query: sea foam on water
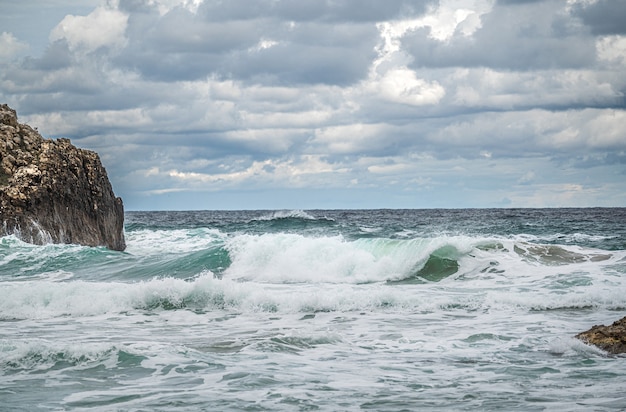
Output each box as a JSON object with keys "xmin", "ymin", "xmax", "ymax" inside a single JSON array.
[{"xmin": 1, "ymin": 209, "xmax": 626, "ymax": 410}]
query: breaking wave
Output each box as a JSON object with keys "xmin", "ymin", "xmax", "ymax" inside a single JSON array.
[{"xmin": 3, "ymin": 219, "xmax": 625, "ymax": 320}]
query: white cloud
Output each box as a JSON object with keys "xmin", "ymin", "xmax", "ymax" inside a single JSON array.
[
  {"xmin": 446, "ymin": 67, "xmax": 621, "ymax": 110},
  {"xmin": 418, "ymin": 0, "xmax": 493, "ymax": 42},
  {"xmin": 239, "ymin": 110, "xmax": 331, "ymax": 129},
  {"xmin": 584, "ymin": 110, "xmax": 626, "ymax": 148},
  {"xmin": 50, "ymin": 6, "xmax": 128, "ymax": 52},
  {"xmin": 363, "ymin": 13, "xmax": 454, "ymax": 107},
  {"xmin": 376, "ymin": 68, "xmax": 445, "ymax": 106},
  {"xmin": 249, "ymin": 39, "xmax": 279, "ymax": 52},
  {"xmin": 422, "ymin": 108, "xmax": 626, "ymax": 158},
  {"xmin": 163, "ymin": 155, "xmax": 348, "ymax": 189},
  {"xmin": 312, "ymin": 123, "xmax": 390, "ymax": 154},
  {"xmin": 597, "ymin": 35, "xmax": 626, "ymax": 65},
  {"xmin": 375, "ymin": 0, "xmax": 492, "ymax": 48},
  {"xmin": 535, "ymin": 109, "xmax": 626, "ymax": 150},
  {"xmin": 0, "ymin": 32, "xmax": 29, "ymax": 62},
  {"xmin": 148, "ymin": 0, "xmax": 204, "ymax": 15},
  {"xmin": 367, "ymin": 162, "xmax": 412, "ymax": 174},
  {"xmin": 24, "ymin": 108, "xmax": 151, "ymax": 136},
  {"xmin": 209, "ymin": 80, "xmax": 242, "ymax": 101}
]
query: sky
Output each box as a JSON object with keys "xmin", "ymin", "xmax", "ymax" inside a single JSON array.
[{"xmin": 1, "ymin": 0, "xmax": 625, "ymax": 210}]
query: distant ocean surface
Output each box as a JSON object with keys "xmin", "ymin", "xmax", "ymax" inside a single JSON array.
[{"xmin": 2, "ymin": 208, "xmax": 626, "ymax": 411}]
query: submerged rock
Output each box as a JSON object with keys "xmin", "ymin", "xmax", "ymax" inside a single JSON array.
[
  {"xmin": 576, "ymin": 316, "xmax": 626, "ymax": 355},
  {"xmin": 0, "ymin": 104, "xmax": 125, "ymax": 251}
]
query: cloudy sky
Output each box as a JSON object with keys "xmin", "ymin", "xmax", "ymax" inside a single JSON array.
[{"xmin": 1, "ymin": 0, "xmax": 625, "ymax": 210}]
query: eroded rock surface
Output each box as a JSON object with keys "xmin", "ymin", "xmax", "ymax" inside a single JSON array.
[
  {"xmin": 576, "ymin": 316, "xmax": 626, "ymax": 355},
  {"xmin": 0, "ymin": 104, "xmax": 125, "ymax": 251}
]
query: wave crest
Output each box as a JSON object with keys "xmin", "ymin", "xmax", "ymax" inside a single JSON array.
[
  {"xmin": 253, "ymin": 210, "xmax": 319, "ymax": 222},
  {"xmin": 223, "ymin": 234, "xmax": 477, "ymax": 284}
]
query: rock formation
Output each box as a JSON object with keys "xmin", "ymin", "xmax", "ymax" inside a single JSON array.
[
  {"xmin": 0, "ymin": 104, "xmax": 125, "ymax": 251},
  {"xmin": 576, "ymin": 316, "xmax": 626, "ymax": 355}
]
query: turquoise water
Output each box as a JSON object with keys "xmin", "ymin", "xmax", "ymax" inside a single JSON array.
[{"xmin": 1, "ymin": 208, "xmax": 626, "ymax": 411}]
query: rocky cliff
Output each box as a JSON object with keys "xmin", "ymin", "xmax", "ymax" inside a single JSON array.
[{"xmin": 0, "ymin": 104, "xmax": 125, "ymax": 251}]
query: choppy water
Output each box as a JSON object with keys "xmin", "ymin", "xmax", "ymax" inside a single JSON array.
[{"xmin": 1, "ymin": 208, "xmax": 626, "ymax": 411}]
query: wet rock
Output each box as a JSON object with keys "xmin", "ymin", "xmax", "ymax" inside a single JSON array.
[
  {"xmin": 576, "ymin": 316, "xmax": 626, "ymax": 355},
  {"xmin": 0, "ymin": 104, "xmax": 125, "ymax": 251}
]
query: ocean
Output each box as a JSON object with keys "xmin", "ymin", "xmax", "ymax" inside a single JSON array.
[{"xmin": 1, "ymin": 208, "xmax": 625, "ymax": 411}]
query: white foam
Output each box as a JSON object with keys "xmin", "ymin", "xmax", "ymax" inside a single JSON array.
[
  {"xmin": 124, "ymin": 227, "xmax": 225, "ymax": 256},
  {"xmin": 0, "ymin": 338, "xmax": 118, "ymax": 370},
  {"xmin": 252, "ymin": 209, "xmax": 319, "ymax": 221},
  {"xmin": 548, "ymin": 336, "xmax": 607, "ymax": 356},
  {"xmin": 34, "ymin": 270, "xmax": 75, "ymax": 281},
  {"xmin": 223, "ymin": 233, "xmax": 480, "ymax": 284},
  {"xmin": 0, "ymin": 239, "xmax": 86, "ymax": 277},
  {"xmin": 511, "ymin": 232, "xmax": 618, "ymax": 244},
  {"xmin": 2, "ymin": 264, "xmax": 625, "ymax": 320}
]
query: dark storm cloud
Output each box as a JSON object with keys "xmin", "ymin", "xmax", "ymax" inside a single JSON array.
[
  {"xmin": 22, "ymin": 40, "xmax": 74, "ymax": 71},
  {"xmin": 117, "ymin": 0, "xmax": 158, "ymax": 14},
  {"xmin": 116, "ymin": 2, "xmax": 380, "ymax": 84},
  {"xmin": 572, "ymin": 0, "xmax": 626, "ymax": 35},
  {"xmin": 496, "ymin": 0, "xmax": 545, "ymax": 4},
  {"xmin": 229, "ymin": 43, "xmax": 374, "ymax": 85},
  {"xmin": 141, "ymin": 8, "xmax": 264, "ymax": 54},
  {"xmin": 404, "ymin": 1, "xmax": 596, "ymax": 71},
  {"xmin": 566, "ymin": 152, "xmax": 626, "ymax": 170},
  {"xmin": 114, "ymin": 6, "xmax": 262, "ymax": 81},
  {"xmin": 227, "ymin": 21, "xmax": 378, "ymax": 85},
  {"xmin": 195, "ymin": 0, "xmax": 432, "ymax": 23}
]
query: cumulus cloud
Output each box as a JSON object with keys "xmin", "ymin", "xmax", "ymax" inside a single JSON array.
[
  {"xmin": 375, "ymin": 68, "xmax": 445, "ymax": 106},
  {"xmin": 0, "ymin": 32, "xmax": 29, "ymax": 62},
  {"xmin": 50, "ymin": 6, "xmax": 128, "ymax": 52},
  {"xmin": 403, "ymin": 1, "xmax": 596, "ymax": 71}
]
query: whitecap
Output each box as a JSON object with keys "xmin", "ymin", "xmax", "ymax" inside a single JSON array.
[{"xmin": 252, "ymin": 209, "xmax": 319, "ymax": 221}]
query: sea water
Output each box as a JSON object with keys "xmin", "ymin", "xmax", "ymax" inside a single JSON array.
[{"xmin": 1, "ymin": 208, "xmax": 625, "ymax": 411}]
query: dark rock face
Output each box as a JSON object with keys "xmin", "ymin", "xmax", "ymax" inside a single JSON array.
[
  {"xmin": 576, "ymin": 316, "xmax": 626, "ymax": 355},
  {"xmin": 0, "ymin": 104, "xmax": 125, "ymax": 251}
]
